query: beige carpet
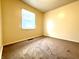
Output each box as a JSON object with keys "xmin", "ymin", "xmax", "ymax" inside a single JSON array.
[{"xmin": 2, "ymin": 36, "xmax": 79, "ymax": 59}]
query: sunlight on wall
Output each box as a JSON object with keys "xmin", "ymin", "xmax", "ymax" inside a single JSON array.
[
  {"xmin": 57, "ymin": 12, "xmax": 65, "ymax": 19},
  {"xmin": 44, "ymin": 1, "xmax": 79, "ymax": 42},
  {"xmin": 46, "ymin": 20, "xmax": 55, "ymax": 36},
  {"xmin": 45, "ymin": 12, "xmax": 65, "ymax": 36}
]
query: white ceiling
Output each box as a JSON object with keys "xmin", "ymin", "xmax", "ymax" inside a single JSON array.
[{"xmin": 22, "ymin": 0, "xmax": 78, "ymax": 12}]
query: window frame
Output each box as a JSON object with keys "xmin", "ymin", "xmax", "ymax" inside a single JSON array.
[{"xmin": 21, "ymin": 9, "xmax": 36, "ymax": 30}]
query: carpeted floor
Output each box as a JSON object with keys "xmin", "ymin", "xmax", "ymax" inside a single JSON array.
[{"xmin": 2, "ymin": 36, "xmax": 79, "ymax": 59}]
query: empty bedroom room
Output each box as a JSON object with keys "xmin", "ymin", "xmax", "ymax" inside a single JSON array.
[{"xmin": 0, "ymin": 0, "xmax": 79, "ymax": 59}]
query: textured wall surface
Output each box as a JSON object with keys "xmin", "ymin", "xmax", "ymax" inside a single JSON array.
[
  {"xmin": 44, "ymin": 1, "xmax": 79, "ymax": 42},
  {"xmin": 2, "ymin": 0, "xmax": 44, "ymax": 45}
]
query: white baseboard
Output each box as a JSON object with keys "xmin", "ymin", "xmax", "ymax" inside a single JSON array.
[
  {"xmin": 0, "ymin": 46, "xmax": 3, "ymax": 59},
  {"xmin": 3, "ymin": 35, "xmax": 43, "ymax": 46},
  {"xmin": 44, "ymin": 35, "xmax": 79, "ymax": 43}
]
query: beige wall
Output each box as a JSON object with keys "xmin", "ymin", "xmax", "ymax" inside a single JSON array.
[
  {"xmin": 44, "ymin": 1, "xmax": 79, "ymax": 42},
  {"xmin": 0, "ymin": 0, "xmax": 3, "ymax": 59},
  {"xmin": 2, "ymin": 0, "xmax": 44, "ymax": 46},
  {"xmin": 0, "ymin": 0, "xmax": 2, "ymax": 46}
]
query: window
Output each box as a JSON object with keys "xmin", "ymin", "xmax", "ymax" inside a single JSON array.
[{"xmin": 22, "ymin": 9, "xmax": 36, "ymax": 29}]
